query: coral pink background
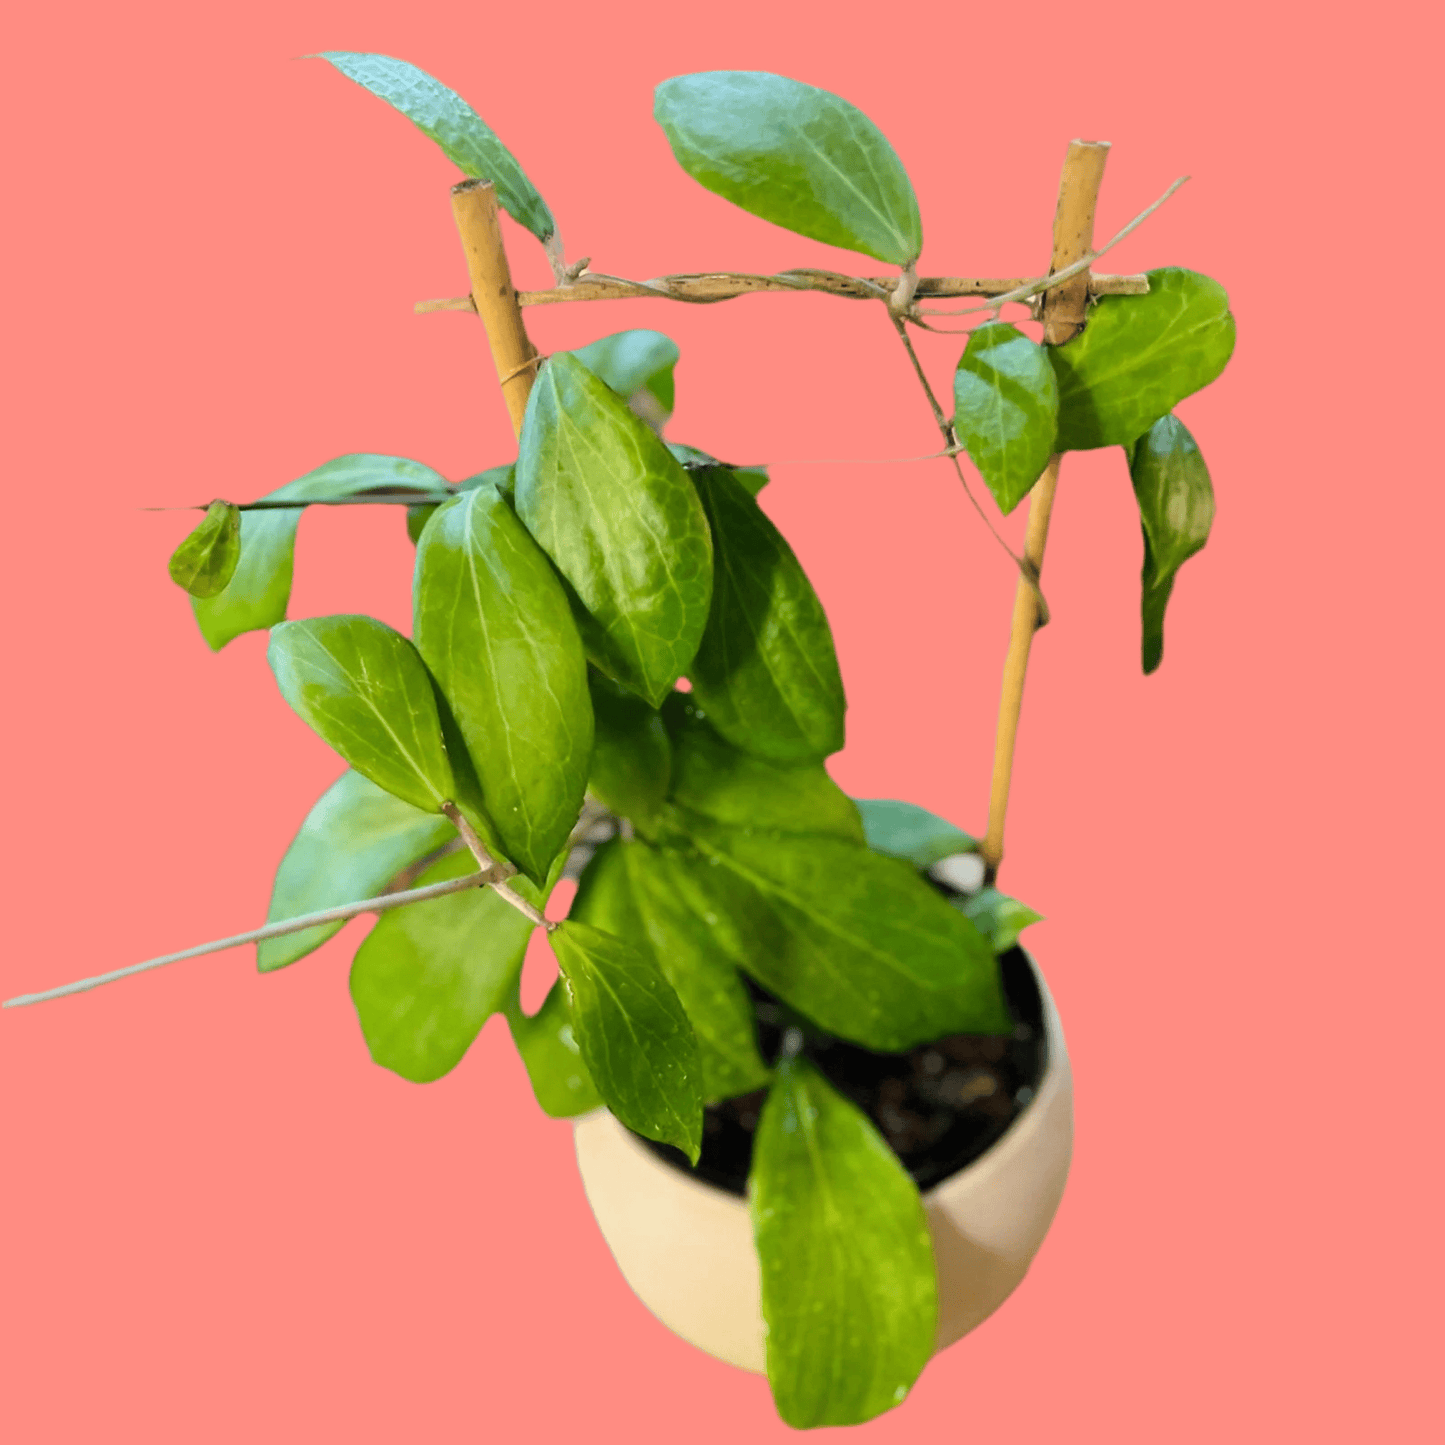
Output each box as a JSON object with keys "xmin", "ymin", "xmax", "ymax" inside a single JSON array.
[{"xmin": 3, "ymin": 3, "xmax": 1437, "ymax": 1440}]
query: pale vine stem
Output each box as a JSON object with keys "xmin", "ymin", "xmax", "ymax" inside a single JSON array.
[{"xmin": 440, "ymin": 801, "xmax": 553, "ymax": 931}]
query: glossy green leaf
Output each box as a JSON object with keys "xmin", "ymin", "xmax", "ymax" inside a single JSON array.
[
  {"xmin": 1052, "ymin": 268, "xmax": 1236, "ymax": 451},
  {"xmin": 855, "ymin": 798, "xmax": 978, "ymax": 869},
  {"xmin": 505, "ymin": 978, "xmax": 602, "ymax": 1117},
  {"xmin": 654, "ymin": 72, "xmax": 922, "ymax": 266},
  {"xmin": 258, "ymin": 769, "xmax": 455, "ymax": 972},
  {"xmin": 551, "ymin": 918, "xmax": 704, "ymax": 1162},
  {"xmin": 664, "ymin": 698, "xmax": 863, "ymax": 843},
  {"xmin": 515, "ymin": 353, "xmax": 712, "ymax": 706},
  {"xmin": 268, "ymin": 615, "xmax": 455, "ymax": 815},
  {"xmin": 953, "ymin": 323, "xmax": 1059, "ymax": 514},
  {"xmin": 668, "ymin": 442, "xmax": 769, "ymax": 495},
  {"xmin": 169, "ymin": 500, "xmax": 241, "ymax": 598},
  {"xmin": 194, "ymin": 454, "xmax": 447, "ymax": 649},
  {"xmin": 1130, "ymin": 413, "xmax": 1216, "ymax": 674},
  {"xmin": 572, "ymin": 838, "xmax": 769, "ymax": 1102},
  {"xmin": 349, "ymin": 848, "xmax": 536, "ymax": 1082},
  {"xmin": 414, "ymin": 485, "xmax": 593, "ymax": 883},
  {"xmin": 957, "ymin": 886, "xmax": 1043, "ymax": 955},
  {"xmin": 673, "ymin": 818, "xmax": 1009, "ymax": 1050},
  {"xmin": 688, "ymin": 466, "xmax": 846, "ymax": 762},
  {"xmin": 574, "ymin": 329, "xmax": 680, "ymax": 426},
  {"xmin": 317, "ymin": 52, "xmax": 555, "ymax": 242},
  {"xmin": 753, "ymin": 1055, "xmax": 936, "ymax": 1428},
  {"xmin": 587, "ymin": 672, "xmax": 671, "ymax": 830}
]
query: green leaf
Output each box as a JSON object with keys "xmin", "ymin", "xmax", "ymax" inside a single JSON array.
[
  {"xmin": 855, "ymin": 798, "xmax": 978, "ymax": 869},
  {"xmin": 1130, "ymin": 414, "xmax": 1215, "ymax": 674},
  {"xmin": 413, "ymin": 485, "xmax": 593, "ymax": 884},
  {"xmin": 571, "ymin": 838, "xmax": 769, "ymax": 1102},
  {"xmin": 668, "ymin": 442, "xmax": 769, "ymax": 495},
  {"xmin": 515, "ymin": 353, "xmax": 713, "ymax": 706},
  {"xmin": 654, "ymin": 72, "xmax": 922, "ymax": 266},
  {"xmin": 687, "ymin": 466, "xmax": 846, "ymax": 762},
  {"xmin": 505, "ymin": 978, "xmax": 602, "ymax": 1117},
  {"xmin": 267, "ymin": 614, "xmax": 456, "ymax": 815},
  {"xmin": 316, "ymin": 52, "xmax": 555, "ymax": 243},
  {"xmin": 551, "ymin": 918, "xmax": 704, "ymax": 1162},
  {"xmin": 349, "ymin": 849, "xmax": 536, "ymax": 1082},
  {"xmin": 664, "ymin": 698, "xmax": 863, "ymax": 843},
  {"xmin": 406, "ymin": 503, "xmax": 440, "ymax": 545},
  {"xmin": 169, "ymin": 500, "xmax": 241, "ymax": 598},
  {"xmin": 587, "ymin": 672, "xmax": 672, "ymax": 830},
  {"xmin": 752, "ymin": 1056, "xmax": 936, "ymax": 1428},
  {"xmin": 459, "ymin": 462, "xmax": 516, "ymax": 500},
  {"xmin": 258, "ymin": 769, "xmax": 455, "ymax": 972},
  {"xmin": 573, "ymin": 329, "xmax": 680, "ymax": 426},
  {"xmin": 957, "ymin": 886, "xmax": 1043, "ymax": 954},
  {"xmin": 953, "ymin": 323, "xmax": 1059, "ymax": 514},
  {"xmin": 1052, "ymin": 268, "xmax": 1236, "ymax": 451},
  {"xmin": 193, "ymin": 454, "xmax": 447, "ymax": 650},
  {"xmin": 672, "ymin": 818, "xmax": 1009, "ymax": 1050}
]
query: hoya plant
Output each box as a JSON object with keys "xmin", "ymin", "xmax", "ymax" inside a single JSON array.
[{"xmin": 7, "ymin": 56, "xmax": 1234, "ymax": 1430}]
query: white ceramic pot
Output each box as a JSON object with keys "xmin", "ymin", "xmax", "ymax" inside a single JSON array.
[{"xmin": 573, "ymin": 953, "xmax": 1073, "ymax": 1373}]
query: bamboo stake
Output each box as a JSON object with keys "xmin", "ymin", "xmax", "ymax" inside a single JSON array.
[
  {"xmin": 450, "ymin": 178, "xmax": 539, "ymax": 439},
  {"xmin": 981, "ymin": 140, "xmax": 1111, "ymax": 881}
]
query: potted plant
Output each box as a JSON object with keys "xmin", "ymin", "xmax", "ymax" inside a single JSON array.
[{"xmin": 5, "ymin": 55, "xmax": 1234, "ymax": 1430}]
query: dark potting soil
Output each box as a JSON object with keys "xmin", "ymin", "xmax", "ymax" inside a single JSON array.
[{"xmin": 636, "ymin": 945, "xmax": 1047, "ymax": 1197}]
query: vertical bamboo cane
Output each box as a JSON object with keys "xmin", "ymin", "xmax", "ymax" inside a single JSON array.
[
  {"xmin": 980, "ymin": 140, "xmax": 1111, "ymax": 881},
  {"xmin": 450, "ymin": 178, "xmax": 538, "ymax": 440}
]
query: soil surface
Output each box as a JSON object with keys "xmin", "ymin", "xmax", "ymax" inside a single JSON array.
[{"xmin": 638, "ymin": 945, "xmax": 1047, "ymax": 1196}]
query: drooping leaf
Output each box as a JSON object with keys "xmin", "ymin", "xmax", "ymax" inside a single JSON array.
[
  {"xmin": 654, "ymin": 72, "xmax": 922, "ymax": 266},
  {"xmin": 267, "ymin": 614, "xmax": 456, "ymax": 815},
  {"xmin": 668, "ymin": 442, "xmax": 769, "ymax": 495},
  {"xmin": 571, "ymin": 838, "xmax": 769, "ymax": 1102},
  {"xmin": 752, "ymin": 1056, "xmax": 936, "ymax": 1429},
  {"xmin": 550, "ymin": 919, "xmax": 704, "ymax": 1162},
  {"xmin": 349, "ymin": 849, "xmax": 537, "ymax": 1082},
  {"xmin": 316, "ymin": 52, "xmax": 555, "ymax": 242},
  {"xmin": 505, "ymin": 977, "xmax": 602, "ymax": 1117},
  {"xmin": 573, "ymin": 329, "xmax": 680, "ymax": 427},
  {"xmin": 587, "ymin": 672, "xmax": 672, "ymax": 830},
  {"xmin": 258, "ymin": 769, "xmax": 456, "ymax": 972},
  {"xmin": 194, "ymin": 454, "xmax": 448, "ymax": 649},
  {"xmin": 413, "ymin": 485, "xmax": 593, "ymax": 883},
  {"xmin": 169, "ymin": 500, "xmax": 242, "ymax": 598},
  {"xmin": 1130, "ymin": 413, "xmax": 1216, "ymax": 674},
  {"xmin": 687, "ymin": 466, "xmax": 846, "ymax": 762},
  {"xmin": 514, "ymin": 353, "xmax": 712, "ymax": 706},
  {"xmin": 1051, "ymin": 268, "xmax": 1236, "ymax": 451},
  {"xmin": 953, "ymin": 323, "xmax": 1059, "ymax": 514},
  {"xmin": 957, "ymin": 886, "xmax": 1043, "ymax": 955},
  {"xmin": 664, "ymin": 697, "xmax": 863, "ymax": 843},
  {"xmin": 672, "ymin": 817, "xmax": 1010, "ymax": 1050},
  {"xmin": 854, "ymin": 798, "xmax": 978, "ymax": 869}
]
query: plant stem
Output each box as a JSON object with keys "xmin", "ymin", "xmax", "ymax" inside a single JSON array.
[
  {"xmin": 439, "ymin": 802, "xmax": 553, "ymax": 931},
  {"xmin": 451, "ymin": 179, "xmax": 541, "ymax": 439},
  {"xmin": 981, "ymin": 139, "xmax": 1111, "ymax": 882}
]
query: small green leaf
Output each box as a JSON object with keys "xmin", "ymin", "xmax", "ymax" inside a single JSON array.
[
  {"xmin": 267, "ymin": 615, "xmax": 456, "ymax": 815},
  {"xmin": 664, "ymin": 698, "xmax": 863, "ymax": 843},
  {"xmin": 668, "ymin": 442, "xmax": 769, "ymax": 495},
  {"xmin": 350, "ymin": 849, "xmax": 536, "ymax": 1082},
  {"xmin": 752, "ymin": 1056, "xmax": 937, "ymax": 1428},
  {"xmin": 953, "ymin": 323, "xmax": 1059, "ymax": 514},
  {"xmin": 1130, "ymin": 413, "xmax": 1215, "ymax": 674},
  {"xmin": 414, "ymin": 486, "xmax": 593, "ymax": 884},
  {"xmin": 259, "ymin": 770, "xmax": 455, "ymax": 972},
  {"xmin": 458, "ymin": 462, "xmax": 516, "ymax": 500},
  {"xmin": 654, "ymin": 72, "xmax": 922, "ymax": 266},
  {"xmin": 688, "ymin": 466, "xmax": 847, "ymax": 762},
  {"xmin": 855, "ymin": 798, "xmax": 978, "ymax": 869},
  {"xmin": 587, "ymin": 672, "xmax": 672, "ymax": 830},
  {"xmin": 573, "ymin": 329, "xmax": 680, "ymax": 427},
  {"xmin": 551, "ymin": 919, "xmax": 704, "ymax": 1162},
  {"xmin": 505, "ymin": 978, "xmax": 602, "ymax": 1117},
  {"xmin": 515, "ymin": 353, "xmax": 712, "ymax": 706},
  {"xmin": 1052, "ymin": 268, "xmax": 1236, "ymax": 451},
  {"xmin": 958, "ymin": 887, "xmax": 1043, "ymax": 954},
  {"xmin": 169, "ymin": 500, "xmax": 241, "ymax": 598},
  {"xmin": 317, "ymin": 52, "xmax": 555, "ymax": 243},
  {"xmin": 194, "ymin": 454, "xmax": 447, "ymax": 650}
]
